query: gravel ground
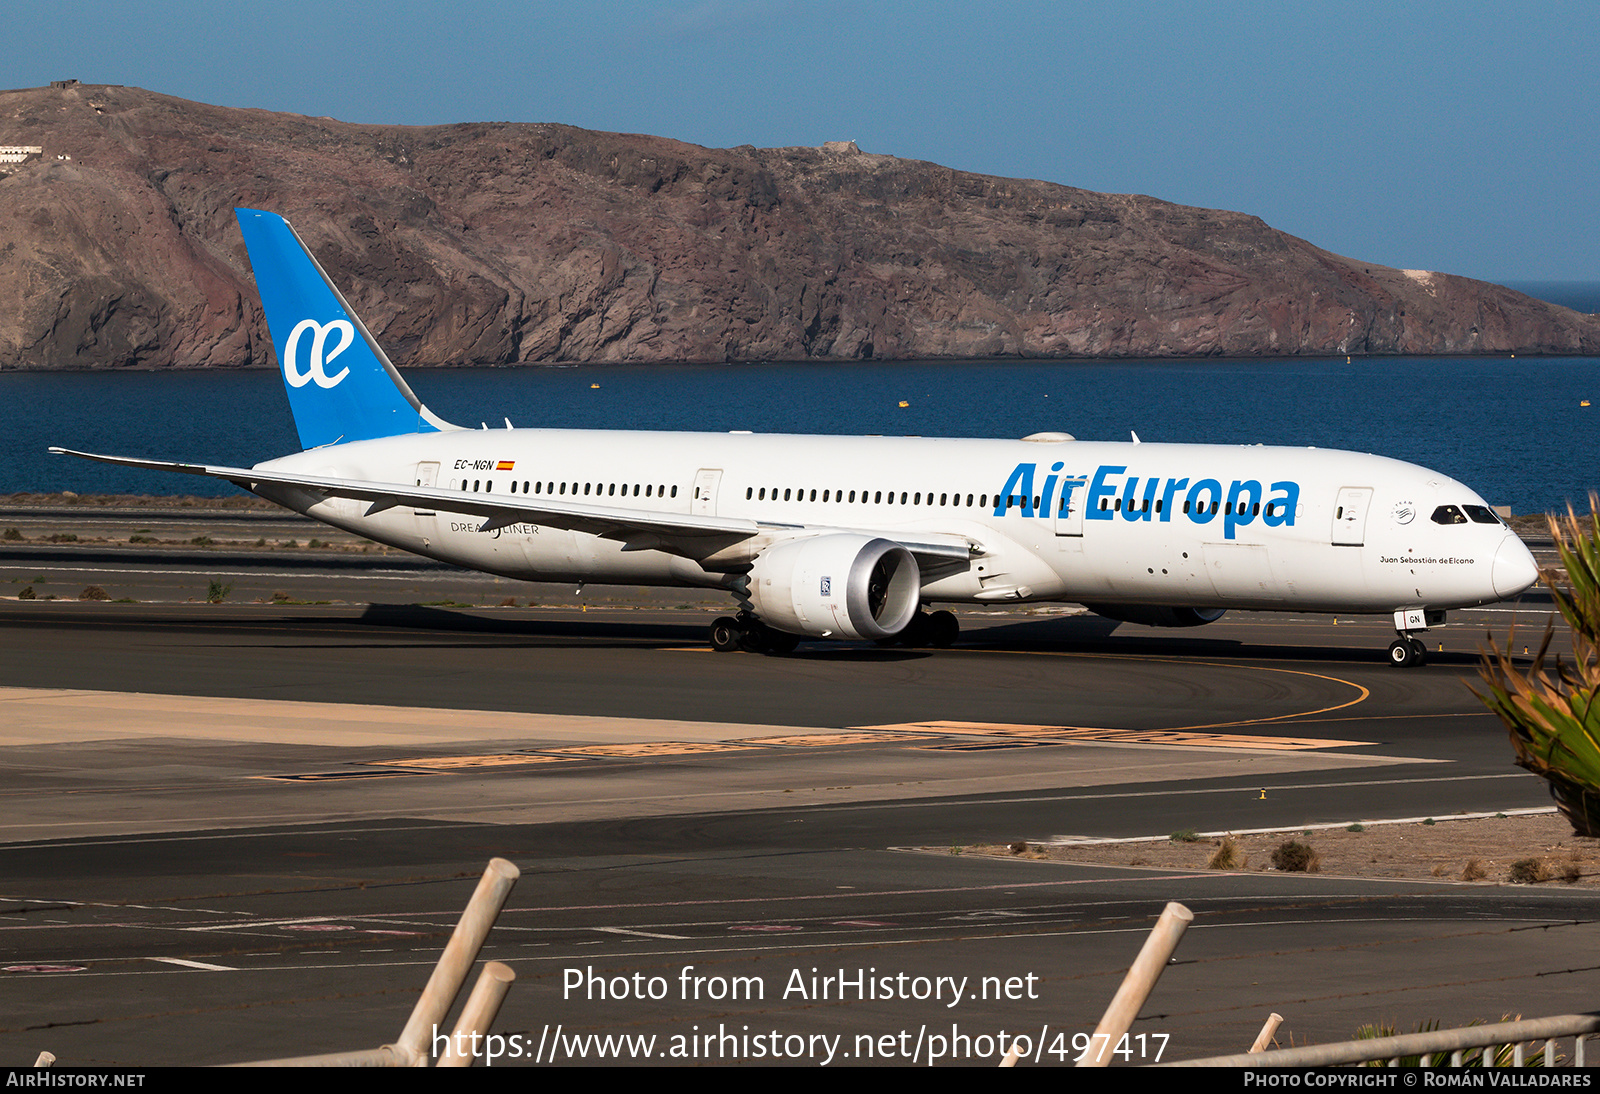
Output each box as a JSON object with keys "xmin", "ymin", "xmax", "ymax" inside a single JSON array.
[{"xmin": 965, "ymin": 810, "xmax": 1600, "ymax": 887}]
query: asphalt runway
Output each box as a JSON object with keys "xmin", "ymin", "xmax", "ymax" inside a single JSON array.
[{"xmin": 0, "ymin": 547, "xmax": 1591, "ymax": 1068}]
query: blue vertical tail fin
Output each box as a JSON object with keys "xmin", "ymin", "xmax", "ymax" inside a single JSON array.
[{"xmin": 234, "ymin": 208, "xmax": 456, "ymax": 450}]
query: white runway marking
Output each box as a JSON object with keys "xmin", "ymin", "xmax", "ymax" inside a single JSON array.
[
  {"xmin": 148, "ymin": 956, "xmax": 236, "ymax": 971},
  {"xmin": 593, "ymin": 926, "xmax": 693, "ymax": 940}
]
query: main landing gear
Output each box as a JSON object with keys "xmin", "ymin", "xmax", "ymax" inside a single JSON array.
[
  {"xmin": 707, "ymin": 609, "xmax": 960, "ymax": 653},
  {"xmin": 877, "ymin": 609, "xmax": 961, "ymax": 649},
  {"xmin": 709, "ymin": 612, "xmax": 799, "ymax": 655}
]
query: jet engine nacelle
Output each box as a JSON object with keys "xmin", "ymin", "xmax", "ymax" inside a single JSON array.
[
  {"xmin": 1083, "ymin": 604, "xmax": 1227, "ymax": 628},
  {"xmin": 746, "ymin": 534, "xmax": 921, "ymax": 640}
]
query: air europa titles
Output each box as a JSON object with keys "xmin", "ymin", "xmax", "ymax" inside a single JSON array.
[{"xmin": 995, "ymin": 462, "xmax": 1301, "ymax": 541}]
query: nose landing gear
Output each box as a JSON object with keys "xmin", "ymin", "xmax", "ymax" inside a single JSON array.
[
  {"xmin": 1388, "ymin": 636, "xmax": 1428, "ymax": 668},
  {"xmin": 1386, "ymin": 608, "xmax": 1445, "ymax": 668},
  {"xmin": 1388, "ymin": 608, "xmax": 1443, "ymax": 667}
]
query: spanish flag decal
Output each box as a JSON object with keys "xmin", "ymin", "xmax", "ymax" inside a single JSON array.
[{"xmin": 496, "ymin": 460, "xmax": 515, "ymax": 471}]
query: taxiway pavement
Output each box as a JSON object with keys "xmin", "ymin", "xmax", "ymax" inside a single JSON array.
[{"xmin": 0, "ymin": 553, "xmax": 1586, "ymax": 1067}]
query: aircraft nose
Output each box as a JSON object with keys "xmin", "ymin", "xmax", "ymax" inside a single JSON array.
[{"xmin": 1492, "ymin": 534, "xmax": 1540, "ymax": 599}]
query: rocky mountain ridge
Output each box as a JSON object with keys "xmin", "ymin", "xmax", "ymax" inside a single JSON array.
[{"xmin": 2, "ymin": 82, "xmax": 1596, "ymax": 370}]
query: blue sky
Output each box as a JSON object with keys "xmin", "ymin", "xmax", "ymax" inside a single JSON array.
[{"xmin": 12, "ymin": 1, "xmax": 1598, "ymax": 281}]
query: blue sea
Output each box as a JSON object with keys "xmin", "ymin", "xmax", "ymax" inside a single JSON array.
[
  {"xmin": 1505, "ymin": 282, "xmax": 1600, "ymax": 314},
  {"xmin": 2, "ymin": 354, "xmax": 1595, "ymax": 515}
]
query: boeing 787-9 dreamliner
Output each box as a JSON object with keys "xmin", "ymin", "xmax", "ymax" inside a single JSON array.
[{"xmin": 54, "ymin": 209, "xmax": 1540, "ymax": 666}]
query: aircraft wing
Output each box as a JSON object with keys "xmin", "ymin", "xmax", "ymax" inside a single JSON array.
[{"xmin": 50, "ymin": 448, "xmax": 977, "ymax": 569}]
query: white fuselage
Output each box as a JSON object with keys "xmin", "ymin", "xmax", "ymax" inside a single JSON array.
[{"xmin": 254, "ymin": 428, "xmax": 1535, "ymax": 617}]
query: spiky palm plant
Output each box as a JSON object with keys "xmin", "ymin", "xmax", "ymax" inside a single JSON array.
[
  {"xmin": 1474, "ymin": 499, "xmax": 1600, "ymax": 836},
  {"xmin": 1356, "ymin": 1017, "xmax": 1550, "ymax": 1067}
]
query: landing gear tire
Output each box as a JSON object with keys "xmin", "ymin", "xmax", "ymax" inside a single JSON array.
[
  {"xmin": 878, "ymin": 609, "xmax": 959, "ymax": 649},
  {"xmin": 1409, "ymin": 637, "xmax": 1428, "ymax": 666},
  {"xmin": 764, "ymin": 630, "xmax": 800, "ymax": 655},
  {"xmin": 737, "ymin": 616, "xmax": 770, "ymax": 653},
  {"xmin": 721, "ymin": 613, "xmax": 799, "ymax": 656},
  {"xmin": 897, "ymin": 612, "xmax": 933, "ymax": 648},
  {"xmin": 1389, "ymin": 638, "xmax": 1423, "ymax": 668},
  {"xmin": 927, "ymin": 610, "xmax": 959, "ymax": 648},
  {"xmin": 710, "ymin": 617, "xmax": 742, "ymax": 653}
]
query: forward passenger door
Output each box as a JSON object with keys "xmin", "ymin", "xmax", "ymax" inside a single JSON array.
[{"xmin": 1331, "ymin": 487, "xmax": 1373, "ymax": 546}]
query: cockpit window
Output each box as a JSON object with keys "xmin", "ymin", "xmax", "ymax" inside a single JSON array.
[
  {"xmin": 1430, "ymin": 504, "xmax": 1468, "ymax": 525},
  {"xmin": 1463, "ymin": 504, "xmax": 1502, "ymax": 525}
]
